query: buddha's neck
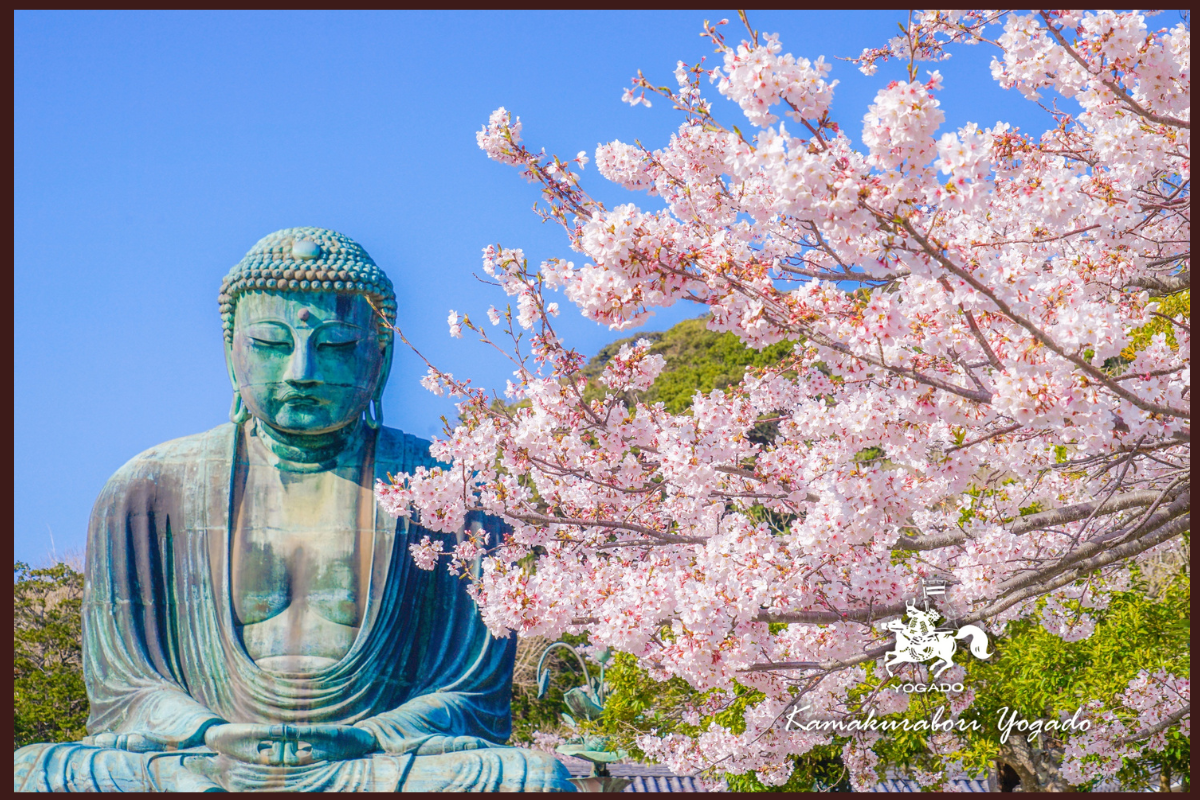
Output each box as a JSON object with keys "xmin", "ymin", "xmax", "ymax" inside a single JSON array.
[{"xmin": 254, "ymin": 418, "xmax": 363, "ymax": 469}]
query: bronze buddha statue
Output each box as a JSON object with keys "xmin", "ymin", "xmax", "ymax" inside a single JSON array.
[{"xmin": 13, "ymin": 227, "xmax": 575, "ymax": 792}]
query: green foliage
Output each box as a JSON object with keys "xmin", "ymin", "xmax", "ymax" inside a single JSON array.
[
  {"xmin": 593, "ymin": 650, "xmax": 703, "ymax": 752},
  {"xmin": 725, "ymin": 744, "xmax": 852, "ymax": 792},
  {"xmin": 1121, "ymin": 290, "xmax": 1189, "ymax": 360},
  {"xmin": 1029, "ymin": 588, "xmax": 1172, "ymax": 708},
  {"xmin": 854, "ymin": 445, "xmax": 886, "ymax": 464},
  {"xmin": 508, "ymin": 632, "xmax": 593, "ymax": 745},
  {"xmin": 962, "ymin": 568, "xmax": 1190, "ymax": 789},
  {"xmin": 972, "ymin": 573, "xmax": 1189, "ymax": 723},
  {"xmin": 14, "ymin": 562, "xmax": 90, "ymax": 749},
  {"xmin": 510, "ymin": 673, "xmax": 575, "ymax": 745}
]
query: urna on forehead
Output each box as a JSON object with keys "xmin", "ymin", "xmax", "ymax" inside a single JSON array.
[{"xmin": 219, "ymin": 227, "xmax": 397, "ymax": 345}]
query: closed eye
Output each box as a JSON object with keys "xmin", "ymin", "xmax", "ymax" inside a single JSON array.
[
  {"xmin": 250, "ymin": 337, "xmax": 291, "ymax": 349},
  {"xmin": 317, "ymin": 340, "xmax": 359, "ymax": 350}
]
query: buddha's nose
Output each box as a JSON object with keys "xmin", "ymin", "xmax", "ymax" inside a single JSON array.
[{"xmin": 285, "ymin": 339, "xmax": 321, "ymax": 386}]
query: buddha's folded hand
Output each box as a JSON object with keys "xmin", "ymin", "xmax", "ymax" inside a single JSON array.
[
  {"xmin": 204, "ymin": 723, "xmax": 379, "ymax": 766},
  {"xmin": 390, "ymin": 734, "xmax": 499, "ymax": 756},
  {"xmin": 81, "ymin": 722, "xmax": 218, "ymax": 753},
  {"xmin": 81, "ymin": 732, "xmax": 185, "ymax": 752}
]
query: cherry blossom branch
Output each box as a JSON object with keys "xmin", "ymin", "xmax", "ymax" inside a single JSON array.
[
  {"xmin": 943, "ymin": 423, "xmax": 1021, "ymax": 454},
  {"xmin": 901, "ymin": 220, "xmax": 1189, "ymax": 420},
  {"xmin": 1009, "ymin": 484, "xmax": 1188, "ymax": 535},
  {"xmin": 1038, "ymin": 12, "xmax": 1191, "ymax": 130},
  {"xmin": 504, "ymin": 511, "xmax": 707, "ymax": 545},
  {"xmin": 892, "ymin": 485, "xmax": 1185, "ymax": 552},
  {"xmin": 1116, "ymin": 704, "xmax": 1191, "ymax": 746},
  {"xmin": 739, "ymin": 642, "xmax": 894, "ymax": 675}
]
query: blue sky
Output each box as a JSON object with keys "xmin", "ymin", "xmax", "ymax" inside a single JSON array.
[{"xmin": 15, "ymin": 10, "xmax": 1051, "ymax": 564}]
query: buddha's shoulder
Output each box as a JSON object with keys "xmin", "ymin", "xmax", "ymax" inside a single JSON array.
[
  {"xmin": 106, "ymin": 423, "xmax": 239, "ymax": 484},
  {"xmin": 375, "ymin": 425, "xmax": 448, "ymax": 472}
]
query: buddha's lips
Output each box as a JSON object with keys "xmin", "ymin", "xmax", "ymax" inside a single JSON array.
[{"xmin": 281, "ymin": 393, "xmax": 322, "ymax": 406}]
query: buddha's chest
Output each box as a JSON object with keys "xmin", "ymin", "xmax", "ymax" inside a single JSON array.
[
  {"xmin": 231, "ymin": 530, "xmax": 361, "ymax": 625},
  {"xmin": 229, "ymin": 462, "xmax": 374, "ymax": 670}
]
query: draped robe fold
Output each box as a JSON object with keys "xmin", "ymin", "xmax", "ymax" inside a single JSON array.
[{"xmin": 13, "ymin": 423, "xmax": 574, "ymax": 792}]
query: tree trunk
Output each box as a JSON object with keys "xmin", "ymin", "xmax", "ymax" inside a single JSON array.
[{"xmin": 998, "ymin": 735, "xmax": 1071, "ymax": 792}]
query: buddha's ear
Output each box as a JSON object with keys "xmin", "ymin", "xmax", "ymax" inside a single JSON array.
[
  {"xmin": 374, "ymin": 339, "xmax": 394, "ymax": 403},
  {"xmin": 224, "ymin": 337, "xmax": 252, "ymax": 425},
  {"xmin": 224, "ymin": 338, "xmax": 239, "ymax": 392}
]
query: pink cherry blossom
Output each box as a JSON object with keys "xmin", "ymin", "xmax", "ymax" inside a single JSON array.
[{"xmin": 409, "ymin": 535, "xmax": 444, "ymax": 571}]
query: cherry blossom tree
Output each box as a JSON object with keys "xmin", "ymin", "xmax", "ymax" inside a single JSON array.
[{"xmin": 379, "ymin": 10, "xmax": 1189, "ymax": 788}]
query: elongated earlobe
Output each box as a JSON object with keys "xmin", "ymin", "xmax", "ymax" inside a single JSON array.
[
  {"xmin": 230, "ymin": 392, "xmax": 251, "ymax": 425},
  {"xmin": 365, "ymin": 397, "xmax": 383, "ymax": 430},
  {"xmin": 365, "ymin": 342, "xmax": 392, "ymax": 430}
]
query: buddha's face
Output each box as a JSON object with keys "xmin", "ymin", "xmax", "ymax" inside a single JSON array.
[{"xmin": 229, "ymin": 292, "xmax": 386, "ymax": 434}]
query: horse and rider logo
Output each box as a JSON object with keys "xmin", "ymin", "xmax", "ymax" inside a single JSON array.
[{"xmin": 883, "ymin": 600, "xmax": 992, "ymax": 678}]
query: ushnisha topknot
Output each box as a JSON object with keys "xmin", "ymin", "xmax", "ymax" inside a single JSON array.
[{"xmin": 219, "ymin": 227, "xmax": 397, "ymax": 346}]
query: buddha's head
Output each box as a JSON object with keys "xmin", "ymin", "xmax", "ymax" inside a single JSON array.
[{"xmin": 221, "ymin": 228, "xmax": 397, "ymax": 435}]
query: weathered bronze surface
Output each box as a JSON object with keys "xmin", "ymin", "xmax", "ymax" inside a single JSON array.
[{"xmin": 13, "ymin": 228, "xmax": 576, "ymax": 792}]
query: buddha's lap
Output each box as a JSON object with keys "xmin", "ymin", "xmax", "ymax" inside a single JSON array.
[
  {"xmin": 14, "ymin": 741, "xmax": 575, "ymax": 792},
  {"xmin": 402, "ymin": 747, "xmax": 573, "ymax": 793}
]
